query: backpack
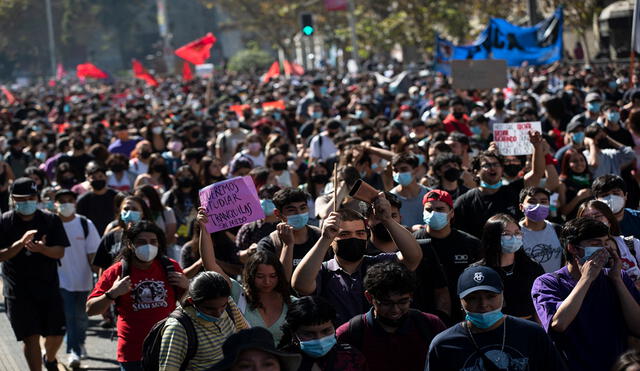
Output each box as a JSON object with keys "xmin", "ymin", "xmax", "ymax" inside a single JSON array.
[
  {"xmin": 78, "ymin": 214, "xmax": 89, "ymax": 239},
  {"xmin": 141, "ymin": 305, "xmax": 236, "ymax": 371},
  {"xmin": 345, "ymin": 309, "xmax": 433, "ymax": 351}
]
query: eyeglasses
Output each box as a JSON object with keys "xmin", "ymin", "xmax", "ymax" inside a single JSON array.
[{"xmin": 374, "ymin": 298, "xmax": 412, "ymax": 309}]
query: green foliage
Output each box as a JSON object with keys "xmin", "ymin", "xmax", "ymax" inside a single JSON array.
[{"xmin": 227, "ymin": 48, "xmax": 273, "ymax": 73}]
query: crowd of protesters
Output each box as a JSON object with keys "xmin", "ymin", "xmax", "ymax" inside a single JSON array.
[{"xmin": 1, "ymin": 61, "xmax": 640, "ymax": 371}]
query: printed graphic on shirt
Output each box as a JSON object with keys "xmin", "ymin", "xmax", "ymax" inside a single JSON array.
[
  {"xmin": 132, "ymin": 279, "xmax": 168, "ymax": 311},
  {"xmin": 454, "ymin": 254, "xmax": 469, "ymax": 264},
  {"xmin": 463, "ymin": 345, "xmax": 528, "ymax": 371},
  {"xmin": 525, "ymin": 243, "xmax": 562, "ymax": 264}
]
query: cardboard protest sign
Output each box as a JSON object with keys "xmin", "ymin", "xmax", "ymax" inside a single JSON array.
[
  {"xmin": 493, "ymin": 121, "xmax": 542, "ymax": 156},
  {"xmin": 195, "ymin": 63, "xmax": 214, "ymax": 79},
  {"xmin": 451, "ymin": 59, "xmax": 507, "ymax": 90},
  {"xmin": 199, "ymin": 176, "xmax": 264, "ymax": 233}
]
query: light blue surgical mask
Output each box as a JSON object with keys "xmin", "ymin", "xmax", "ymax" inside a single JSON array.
[
  {"xmin": 572, "ymin": 132, "xmax": 585, "ymax": 144},
  {"xmin": 195, "ymin": 308, "xmax": 220, "ymax": 323},
  {"xmin": 312, "ymin": 111, "xmax": 323, "ymax": 119},
  {"xmin": 273, "ymin": 112, "xmax": 282, "ymax": 120},
  {"xmin": 465, "ymin": 308, "xmax": 504, "ymax": 329},
  {"xmin": 43, "ymin": 200, "xmax": 55, "ymax": 212},
  {"xmin": 319, "ymin": 86, "xmax": 328, "ymax": 96},
  {"xmin": 298, "ymin": 334, "xmax": 336, "ymax": 358},
  {"xmin": 470, "ymin": 125, "xmax": 482, "ymax": 136},
  {"xmin": 607, "ymin": 111, "xmax": 620, "ymax": 123},
  {"xmin": 423, "ymin": 210, "xmax": 449, "ymax": 230},
  {"xmin": 260, "ymin": 199, "xmax": 276, "ymax": 217},
  {"xmin": 287, "ymin": 212, "xmax": 309, "ymax": 230},
  {"xmin": 393, "ymin": 172, "xmax": 414, "ymax": 186},
  {"xmin": 15, "ymin": 200, "xmax": 38, "ymax": 215},
  {"xmin": 253, "ymin": 108, "xmax": 263, "ymax": 116},
  {"xmin": 354, "ymin": 110, "xmax": 365, "ymax": 119},
  {"xmin": 587, "ymin": 102, "xmax": 601, "ymax": 112},
  {"xmin": 480, "ymin": 180, "xmax": 502, "ymax": 190},
  {"xmin": 415, "ymin": 154, "xmax": 426, "ymax": 166},
  {"xmin": 501, "ymin": 235, "xmax": 523, "ymax": 253},
  {"xmin": 121, "ymin": 210, "xmax": 141, "ymax": 224},
  {"xmin": 579, "ymin": 246, "xmax": 606, "ymax": 264}
]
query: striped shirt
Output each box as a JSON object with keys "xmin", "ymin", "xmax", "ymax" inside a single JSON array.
[{"xmin": 158, "ymin": 298, "xmax": 249, "ymax": 371}]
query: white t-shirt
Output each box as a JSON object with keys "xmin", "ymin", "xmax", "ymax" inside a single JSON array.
[
  {"xmin": 614, "ymin": 235, "xmax": 640, "ymax": 282},
  {"xmin": 155, "ymin": 207, "xmax": 177, "ymax": 231},
  {"xmin": 520, "ymin": 220, "xmax": 563, "ymax": 273},
  {"xmin": 309, "ymin": 133, "xmax": 337, "ymax": 160},
  {"xmin": 58, "ymin": 216, "xmax": 101, "ymax": 292},
  {"xmin": 232, "ymin": 150, "xmax": 265, "ymax": 167}
]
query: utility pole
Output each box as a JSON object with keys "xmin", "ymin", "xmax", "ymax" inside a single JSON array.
[
  {"xmin": 526, "ymin": 0, "xmax": 540, "ymax": 26},
  {"xmin": 44, "ymin": 0, "xmax": 56, "ymax": 77},
  {"xmin": 156, "ymin": 0, "xmax": 175, "ymax": 74},
  {"xmin": 347, "ymin": 0, "xmax": 359, "ymax": 71}
]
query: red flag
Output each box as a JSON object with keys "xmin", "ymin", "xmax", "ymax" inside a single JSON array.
[
  {"xmin": 324, "ymin": 0, "xmax": 348, "ymax": 11},
  {"xmin": 76, "ymin": 63, "xmax": 108, "ymax": 79},
  {"xmin": 262, "ymin": 61, "xmax": 280, "ymax": 83},
  {"xmin": 182, "ymin": 62, "xmax": 193, "ymax": 81},
  {"xmin": 283, "ymin": 60, "xmax": 305, "ymax": 76},
  {"xmin": 56, "ymin": 63, "xmax": 66, "ymax": 80},
  {"xmin": 175, "ymin": 33, "xmax": 217, "ymax": 65},
  {"xmin": 1, "ymin": 86, "xmax": 16, "ymax": 105},
  {"xmin": 132, "ymin": 59, "xmax": 159, "ymax": 87}
]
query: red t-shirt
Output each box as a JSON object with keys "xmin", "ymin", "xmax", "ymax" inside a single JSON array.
[
  {"xmin": 443, "ymin": 114, "xmax": 473, "ymax": 136},
  {"xmin": 88, "ymin": 258, "xmax": 183, "ymax": 362}
]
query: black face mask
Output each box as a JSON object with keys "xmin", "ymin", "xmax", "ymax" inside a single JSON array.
[
  {"xmin": 494, "ymin": 99, "xmax": 505, "ymax": 110},
  {"xmin": 335, "ymin": 238, "xmax": 367, "ymax": 262},
  {"xmin": 272, "ymin": 162, "xmax": 288, "ymax": 171},
  {"xmin": 372, "ymin": 223, "xmax": 393, "ymax": 242},
  {"xmin": 90, "ymin": 179, "xmax": 106, "ymax": 191},
  {"xmin": 443, "ymin": 168, "xmax": 462, "ymax": 182},
  {"xmin": 139, "ymin": 150, "xmax": 151, "ymax": 160},
  {"xmin": 452, "ymin": 112, "xmax": 464, "ymax": 120},
  {"xmin": 375, "ymin": 312, "xmax": 408, "ymax": 328},
  {"xmin": 152, "ymin": 164, "xmax": 167, "ymax": 173},
  {"xmin": 177, "ymin": 177, "xmax": 194, "ymax": 188},
  {"xmin": 503, "ymin": 164, "xmax": 521, "ymax": 178},
  {"xmin": 278, "ymin": 144, "xmax": 289, "ymax": 154},
  {"xmin": 111, "ymin": 164, "xmax": 127, "ymax": 173},
  {"xmin": 72, "ymin": 141, "xmax": 84, "ymax": 150},
  {"xmin": 191, "ymin": 131, "xmax": 201, "ymax": 139},
  {"xmin": 60, "ymin": 177, "xmax": 76, "ymax": 189},
  {"xmin": 310, "ymin": 174, "xmax": 329, "ymax": 184},
  {"xmin": 388, "ymin": 135, "xmax": 402, "ymax": 145}
]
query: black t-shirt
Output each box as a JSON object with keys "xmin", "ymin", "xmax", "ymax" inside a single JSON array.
[
  {"xmin": 453, "ymin": 179, "xmax": 524, "ymax": 238},
  {"xmin": 76, "ymin": 189, "xmax": 118, "ymax": 236},
  {"xmin": 93, "ymin": 229, "xmax": 123, "ymax": 269},
  {"xmin": 488, "ymin": 256, "xmax": 545, "ymax": 318},
  {"xmin": 604, "ymin": 127, "xmax": 635, "ymax": 148},
  {"xmin": 257, "ymin": 225, "xmax": 321, "ymax": 268},
  {"xmin": 0, "ymin": 210, "xmax": 70, "ymax": 298},
  {"xmin": 412, "ymin": 240, "xmax": 448, "ymax": 317},
  {"xmin": 426, "ymin": 316, "xmax": 566, "ymax": 371},
  {"xmin": 413, "ymin": 229, "xmax": 481, "ymax": 322}
]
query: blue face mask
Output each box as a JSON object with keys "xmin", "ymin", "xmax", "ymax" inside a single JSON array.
[
  {"xmin": 273, "ymin": 112, "xmax": 282, "ymax": 120},
  {"xmin": 260, "ymin": 199, "xmax": 276, "ymax": 217},
  {"xmin": 312, "ymin": 112, "xmax": 323, "ymax": 119},
  {"xmin": 470, "ymin": 125, "xmax": 482, "ymax": 136},
  {"xmin": 587, "ymin": 102, "xmax": 601, "ymax": 113},
  {"xmin": 501, "ymin": 235, "xmax": 523, "ymax": 253},
  {"xmin": 480, "ymin": 180, "xmax": 502, "ymax": 190},
  {"xmin": 609, "ymin": 81, "xmax": 618, "ymax": 89},
  {"xmin": 43, "ymin": 200, "xmax": 55, "ymax": 212},
  {"xmin": 579, "ymin": 246, "xmax": 606, "ymax": 264},
  {"xmin": 195, "ymin": 308, "xmax": 220, "ymax": 323},
  {"xmin": 15, "ymin": 200, "xmax": 38, "ymax": 215},
  {"xmin": 607, "ymin": 111, "xmax": 620, "ymax": 123},
  {"xmin": 465, "ymin": 308, "xmax": 504, "ymax": 329},
  {"xmin": 423, "ymin": 210, "xmax": 449, "ymax": 230},
  {"xmin": 415, "ymin": 154, "xmax": 426, "ymax": 166},
  {"xmin": 393, "ymin": 172, "xmax": 414, "ymax": 186},
  {"xmin": 319, "ymin": 87, "xmax": 328, "ymax": 96},
  {"xmin": 572, "ymin": 131, "xmax": 585, "ymax": 144},
  {"xmin": 121, "ymin": 210, "xmax": 141, "ymax": 224},
  {"xmin": 299, "ymin": 334, "xmax": 336, "ymax": 358},
  {"xmin": 287, "ymin": 212, "xmax": 309, "ymax": 230},
  {"xmin": 253, "ymin": 108, "xmax": 263, "ymax": 116},
  {"xmin": 354, "ymin": 110, "xmax": 365, "ymax": 119}
]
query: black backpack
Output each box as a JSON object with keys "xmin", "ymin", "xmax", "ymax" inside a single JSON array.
[
  {"xmin": 141, "ymin": 305, "xmax": 235, "ymax": 371},
  {"xmin": 345, "ymin": 309, "xmax": 433, "ymax": 350}
]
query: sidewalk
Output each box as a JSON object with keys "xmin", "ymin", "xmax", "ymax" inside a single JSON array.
[{"xmin": 0, "ymin": 281, "xmax": 118, "ymax": 370}]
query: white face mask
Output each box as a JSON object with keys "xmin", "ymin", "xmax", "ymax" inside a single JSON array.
[
  {"xmin": 57, "ymin": 203, "xmax": 76, "ymax": 217},
  {"xmin": 135, "ymin": 244, "xmax": 158, "ymax": 262},
  {"xmin": 151, "ymin": 126, "xmax": 163, "ymax": 135},
  {"xmin": 227, "ymin": 120, "xmax": 239, "ymax": 129},
  {"xmin": 598, "ymin": 194, "xmax": 625, "ymax": 214}
]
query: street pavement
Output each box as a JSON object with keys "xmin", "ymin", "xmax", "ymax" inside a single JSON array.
[{"xmin": 0, "ymin": 281, "xmax": 118, "ymax": 371}]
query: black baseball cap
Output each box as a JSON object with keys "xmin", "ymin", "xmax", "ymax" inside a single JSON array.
[
  {"xmin": 566, "ymin": 120, "xmax": 585, "ymax": 133},
  {"xmin": 55, "ymin": 189, "xmax": 77, "ymax": 201},
  {"xmin": 10, "ymin": 177, "xmax": 38, "ymax": 197},
  {"xmin": 457, "ymin": 266, "xmax": 503, "ymax": 299},
  {"xmin": 209, "ymin": 327, "xmax": 301, "ymax": 371}
]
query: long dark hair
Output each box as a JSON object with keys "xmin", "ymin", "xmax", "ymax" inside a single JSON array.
[
  {"xmin": 479, "ymin": 213, "xmax": 529, "ymax": 267},
  {"xmin": 134, "ymin": 185, "xmax": 164, "ymax": 221},
  {"xmin": 559, "ymin": 148, "xmax": 591, "ymax": 180},
  {"xmin": 147, "ymin": 153, "xmax": 173, "ymax": 190},
  {"xmin": 116, "ymin": 195, "xmax": 153, "ymax": 229},
  {"xmin": 241, "ymin": 249, "xmax": 291, "ymax": 311},
  {"xmin": 278, "ymin": 296, "xmax": 336, "ymax": 348},
  {"xmin": 171, "ymin": 165, "xmax": 200, "ymax": 210},
  {"xmin": 305, "ymin": 161, "xmax": 330, "ymax": 199},
  {"xmin": 115, "ymin": 220, "xmax": 167, "ymax": 264},
  {"xmin": 577, "ymin": 199, "xmax": 621, "ymax": 235}
]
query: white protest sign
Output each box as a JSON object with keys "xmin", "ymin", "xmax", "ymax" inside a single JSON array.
[
  {"xmin": 493, "ymin": 121, "xmax": 541, "ymax": 156},
  {"xmin": 196, "ymin": 63, "xmax": 214, "ymax": 79}
]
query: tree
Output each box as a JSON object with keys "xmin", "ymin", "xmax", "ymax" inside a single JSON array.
[{"xmin": 227, "ymin": 47, "xmax": 273, "ymax": 73}]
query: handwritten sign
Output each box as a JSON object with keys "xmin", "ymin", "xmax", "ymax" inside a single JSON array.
[
  {"xmin": 493, "ymin": 121, "xmax": 542, "ymax": 156},
  {"xmin": 199, "ymin": 176, "xmax": 264, "ymax": 233}
]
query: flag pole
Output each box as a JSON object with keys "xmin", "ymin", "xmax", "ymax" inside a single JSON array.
[
  {"xmin": 632, "ymin": 0, "xmax": 639, "ymax": 81},
  {"xmin": 347, "ymin": 0, "xmax": 359, "ymax": 71},
  {"xmin": 44, "ymin": 0, "xmax": 56, "ymax": 77}
]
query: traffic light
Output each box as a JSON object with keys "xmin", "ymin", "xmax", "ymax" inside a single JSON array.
[{"xmin": 301, "ymin": 13, "xmax": 314, "ymax": 36}]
